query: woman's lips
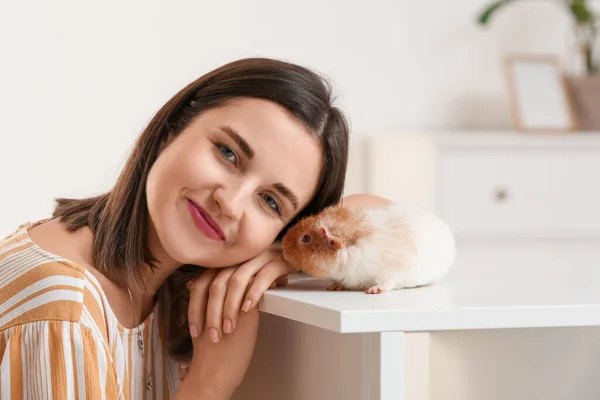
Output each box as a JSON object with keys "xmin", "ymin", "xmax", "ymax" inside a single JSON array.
[{"xmin": 186, "ymin": 199, "xmax": 226, "ymax": 241}]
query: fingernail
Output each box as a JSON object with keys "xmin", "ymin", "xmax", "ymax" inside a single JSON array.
[
  {"xmin": 242, "ymin": 299, "xmax": 252, "ymax": 312},
  {"xmin": 209, "ymin": 327, "xmax": 220, "ymax": 344},
  {"xmin": 223, "ymin": 318, "xmax": 233, "ymax": 334},
  {"xmin": 189, "ymin": 323, "xmax": 199, "ymax": 338}
]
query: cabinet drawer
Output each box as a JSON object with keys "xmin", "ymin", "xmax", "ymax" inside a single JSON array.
[{"xmin": 437, "ymin": 151, "xmax": 600, "ymax": 238}]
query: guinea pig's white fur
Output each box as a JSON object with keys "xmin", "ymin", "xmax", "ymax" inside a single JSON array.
[{"xmin": 323, "ymin": 203, "xmax": 456, "ymax": 293}]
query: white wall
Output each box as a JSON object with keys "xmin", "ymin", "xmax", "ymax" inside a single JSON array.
[{"xmin": 0, "ymin": 0, "xmax": 588, "ymax": 232}]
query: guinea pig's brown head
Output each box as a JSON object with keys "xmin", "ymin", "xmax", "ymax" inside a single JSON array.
[{"xmin": 282, "ymin": 205, "xmax": 356, "ymax": 279}]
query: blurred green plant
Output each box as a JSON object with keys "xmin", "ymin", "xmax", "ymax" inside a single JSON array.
[{"xmin": 477, "ymin": 0, "xmax": 598, "ymax": 74}]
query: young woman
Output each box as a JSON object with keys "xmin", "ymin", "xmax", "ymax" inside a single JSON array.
[{"xmin": 0, "ymin": 57, "xmax": 354, "ymax": 399}]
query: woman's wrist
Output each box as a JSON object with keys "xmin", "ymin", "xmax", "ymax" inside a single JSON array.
[
  {"xmin": 174, "ymin": 370, "xmax": 232, "ymax": 400},
  {"xmin": 196, "ymin": 384, "xmax": 231, "ymax": 400}
]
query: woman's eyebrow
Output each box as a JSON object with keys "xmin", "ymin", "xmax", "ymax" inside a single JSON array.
[
  {"xmin": 273, "ymin": 182, "xmax": 299, "ymax": 210},
  {"xmin": 220, "ymin": 125, "xmax": 255, "ymax": 159}
]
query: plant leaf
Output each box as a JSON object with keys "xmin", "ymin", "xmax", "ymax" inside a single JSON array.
[
  {"xmin": 569, "ymin": 0, "xmax": 595, "ymax": 24},
  {"xmin": 477, "ymin": 0, "xmax": 517, "ymax": 25}
]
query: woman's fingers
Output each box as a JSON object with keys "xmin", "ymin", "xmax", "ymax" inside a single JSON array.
[
  {"xmin": 242, "ymin": 257, "xmax": 296, "ymax": 313},
  {"xmin": 221, "ymin": 250, "xmax": 279, "ymax": 337},
  {"xmin": 187, "ymin": 268, "xmax": 220, "ymax": 338},
  {"xmin": 205, "ymin": 266, "xmax": 237, "ymax": 344},
  {"xmin": 188, "ymin": 248, "xmax": 294, "ymax": 344}
]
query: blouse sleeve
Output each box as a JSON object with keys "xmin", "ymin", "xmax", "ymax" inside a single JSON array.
[{"xmin": 0, "ymin": 321, "xmax": 120, "ymax": 399}]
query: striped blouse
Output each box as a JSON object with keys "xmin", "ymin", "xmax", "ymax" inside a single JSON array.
[{"xmin": 0, "ymin": 221, "xmax": 181, "ymax": 399}]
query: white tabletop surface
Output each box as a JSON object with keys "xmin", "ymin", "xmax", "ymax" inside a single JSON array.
[{"xmin": 260, "ymin": 257, "xmax": 600, "ymax": 333}]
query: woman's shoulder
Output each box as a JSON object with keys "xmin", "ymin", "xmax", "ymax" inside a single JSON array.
[{"xmin": 0, "ymin": 220, "xmax": 98, "ymax": 334}]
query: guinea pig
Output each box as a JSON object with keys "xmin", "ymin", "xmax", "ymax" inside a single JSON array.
[{"xmin": 281, "ymin": 203, "xmax": 455, "ymax": 294}]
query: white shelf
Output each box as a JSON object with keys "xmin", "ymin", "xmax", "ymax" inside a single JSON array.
[{"xmin": 260, "ymin": 262, "xmax": 600, "ymax": 334}]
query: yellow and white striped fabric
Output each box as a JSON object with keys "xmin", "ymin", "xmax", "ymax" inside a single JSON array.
[{"xmin": 0, "ymin": 221, "xmax": 181, "ymax": 399}]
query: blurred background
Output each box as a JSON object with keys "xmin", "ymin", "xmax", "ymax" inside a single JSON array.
[
  {"xmin": 2, "ymin": 2, "xmax": 600, "ymax": 399},
  {"xmin": 1, "ymin": 0, "xmax": 597, "ymax": 230}
]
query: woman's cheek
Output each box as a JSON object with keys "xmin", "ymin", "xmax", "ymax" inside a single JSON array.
[
  {"xmin": 184, "ymin": 148, "xmax": 219, "ymax": 184},
  {"xmin": 236, "ymin": 218, "xmax": 281, "ymax": 257}
]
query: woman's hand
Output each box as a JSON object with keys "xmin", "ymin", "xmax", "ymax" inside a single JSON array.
[
  {"xmin": 174, "ymin": 268, "xmax": 260, "ymax": 400},
  {"xmin": 187, "ymin": 246, "xmax": 295, "ymax": 344}
]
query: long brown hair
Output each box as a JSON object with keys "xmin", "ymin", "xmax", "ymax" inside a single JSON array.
[{"xmin": 53, "ymin": 57, "xmax": 350, "ymax": 360}]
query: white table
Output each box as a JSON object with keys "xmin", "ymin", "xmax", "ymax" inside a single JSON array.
[{"xmin": 232, "ymin": 250, "xmax": 600, "ymax": 400}]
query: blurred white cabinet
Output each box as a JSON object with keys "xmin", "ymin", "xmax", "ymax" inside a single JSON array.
[{"xmin": 365, "ymin": 131, "xmax": 600, "ymax": 245}]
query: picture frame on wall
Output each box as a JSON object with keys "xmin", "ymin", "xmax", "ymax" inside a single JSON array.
[{"xmin": 505, "ymin": 55, "xmax": 578, "ymax": 132}]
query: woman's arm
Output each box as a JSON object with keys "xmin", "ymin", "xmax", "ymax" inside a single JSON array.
[{"xmin": 174, "ymin": 269, "xmax": 260, "ymax": 400}]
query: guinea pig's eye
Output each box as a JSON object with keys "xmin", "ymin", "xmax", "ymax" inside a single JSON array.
[{"xmin": 302, "ymin": 234, "xmax": 312, "ymax": 244}]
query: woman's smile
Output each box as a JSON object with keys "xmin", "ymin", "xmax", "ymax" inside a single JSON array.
[{"xmin": 186, "ymin": 198, "xmax": 226, "ymax": 242}]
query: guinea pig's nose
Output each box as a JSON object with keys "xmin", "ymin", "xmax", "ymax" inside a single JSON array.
[{"xmin": 302, "ymin": 234, "xmax": 312, "ymax": 243}]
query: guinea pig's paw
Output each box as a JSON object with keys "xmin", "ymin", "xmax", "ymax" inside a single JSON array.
[
  {"xmin": 365, "ymin": 285, "xmax": 384, "ymax": 294},
  {"xmin": 326, "ymin": 282, "xmax": 345, "ymax": 291},
  {"xmin": 366, "ymin": 281, "xmax": 395, "ymax": 294}
]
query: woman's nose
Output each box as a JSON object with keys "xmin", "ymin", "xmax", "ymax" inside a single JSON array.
[{"xmin": 213, "ymin": 186, "xmax": 246, "ymax": 220}]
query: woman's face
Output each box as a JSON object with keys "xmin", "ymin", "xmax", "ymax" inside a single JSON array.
[{"xmin": 146, "ymin": 98, "xmax": 323, "ymax": 268}]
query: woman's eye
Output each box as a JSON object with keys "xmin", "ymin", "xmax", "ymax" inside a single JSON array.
[
  {"xmin": 216, "ymin": 143, "xmax": 237, "ymax": 165},
  {"xmin": 261, "ymin": 194, "xmax": 281, "ymax": 215}
]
